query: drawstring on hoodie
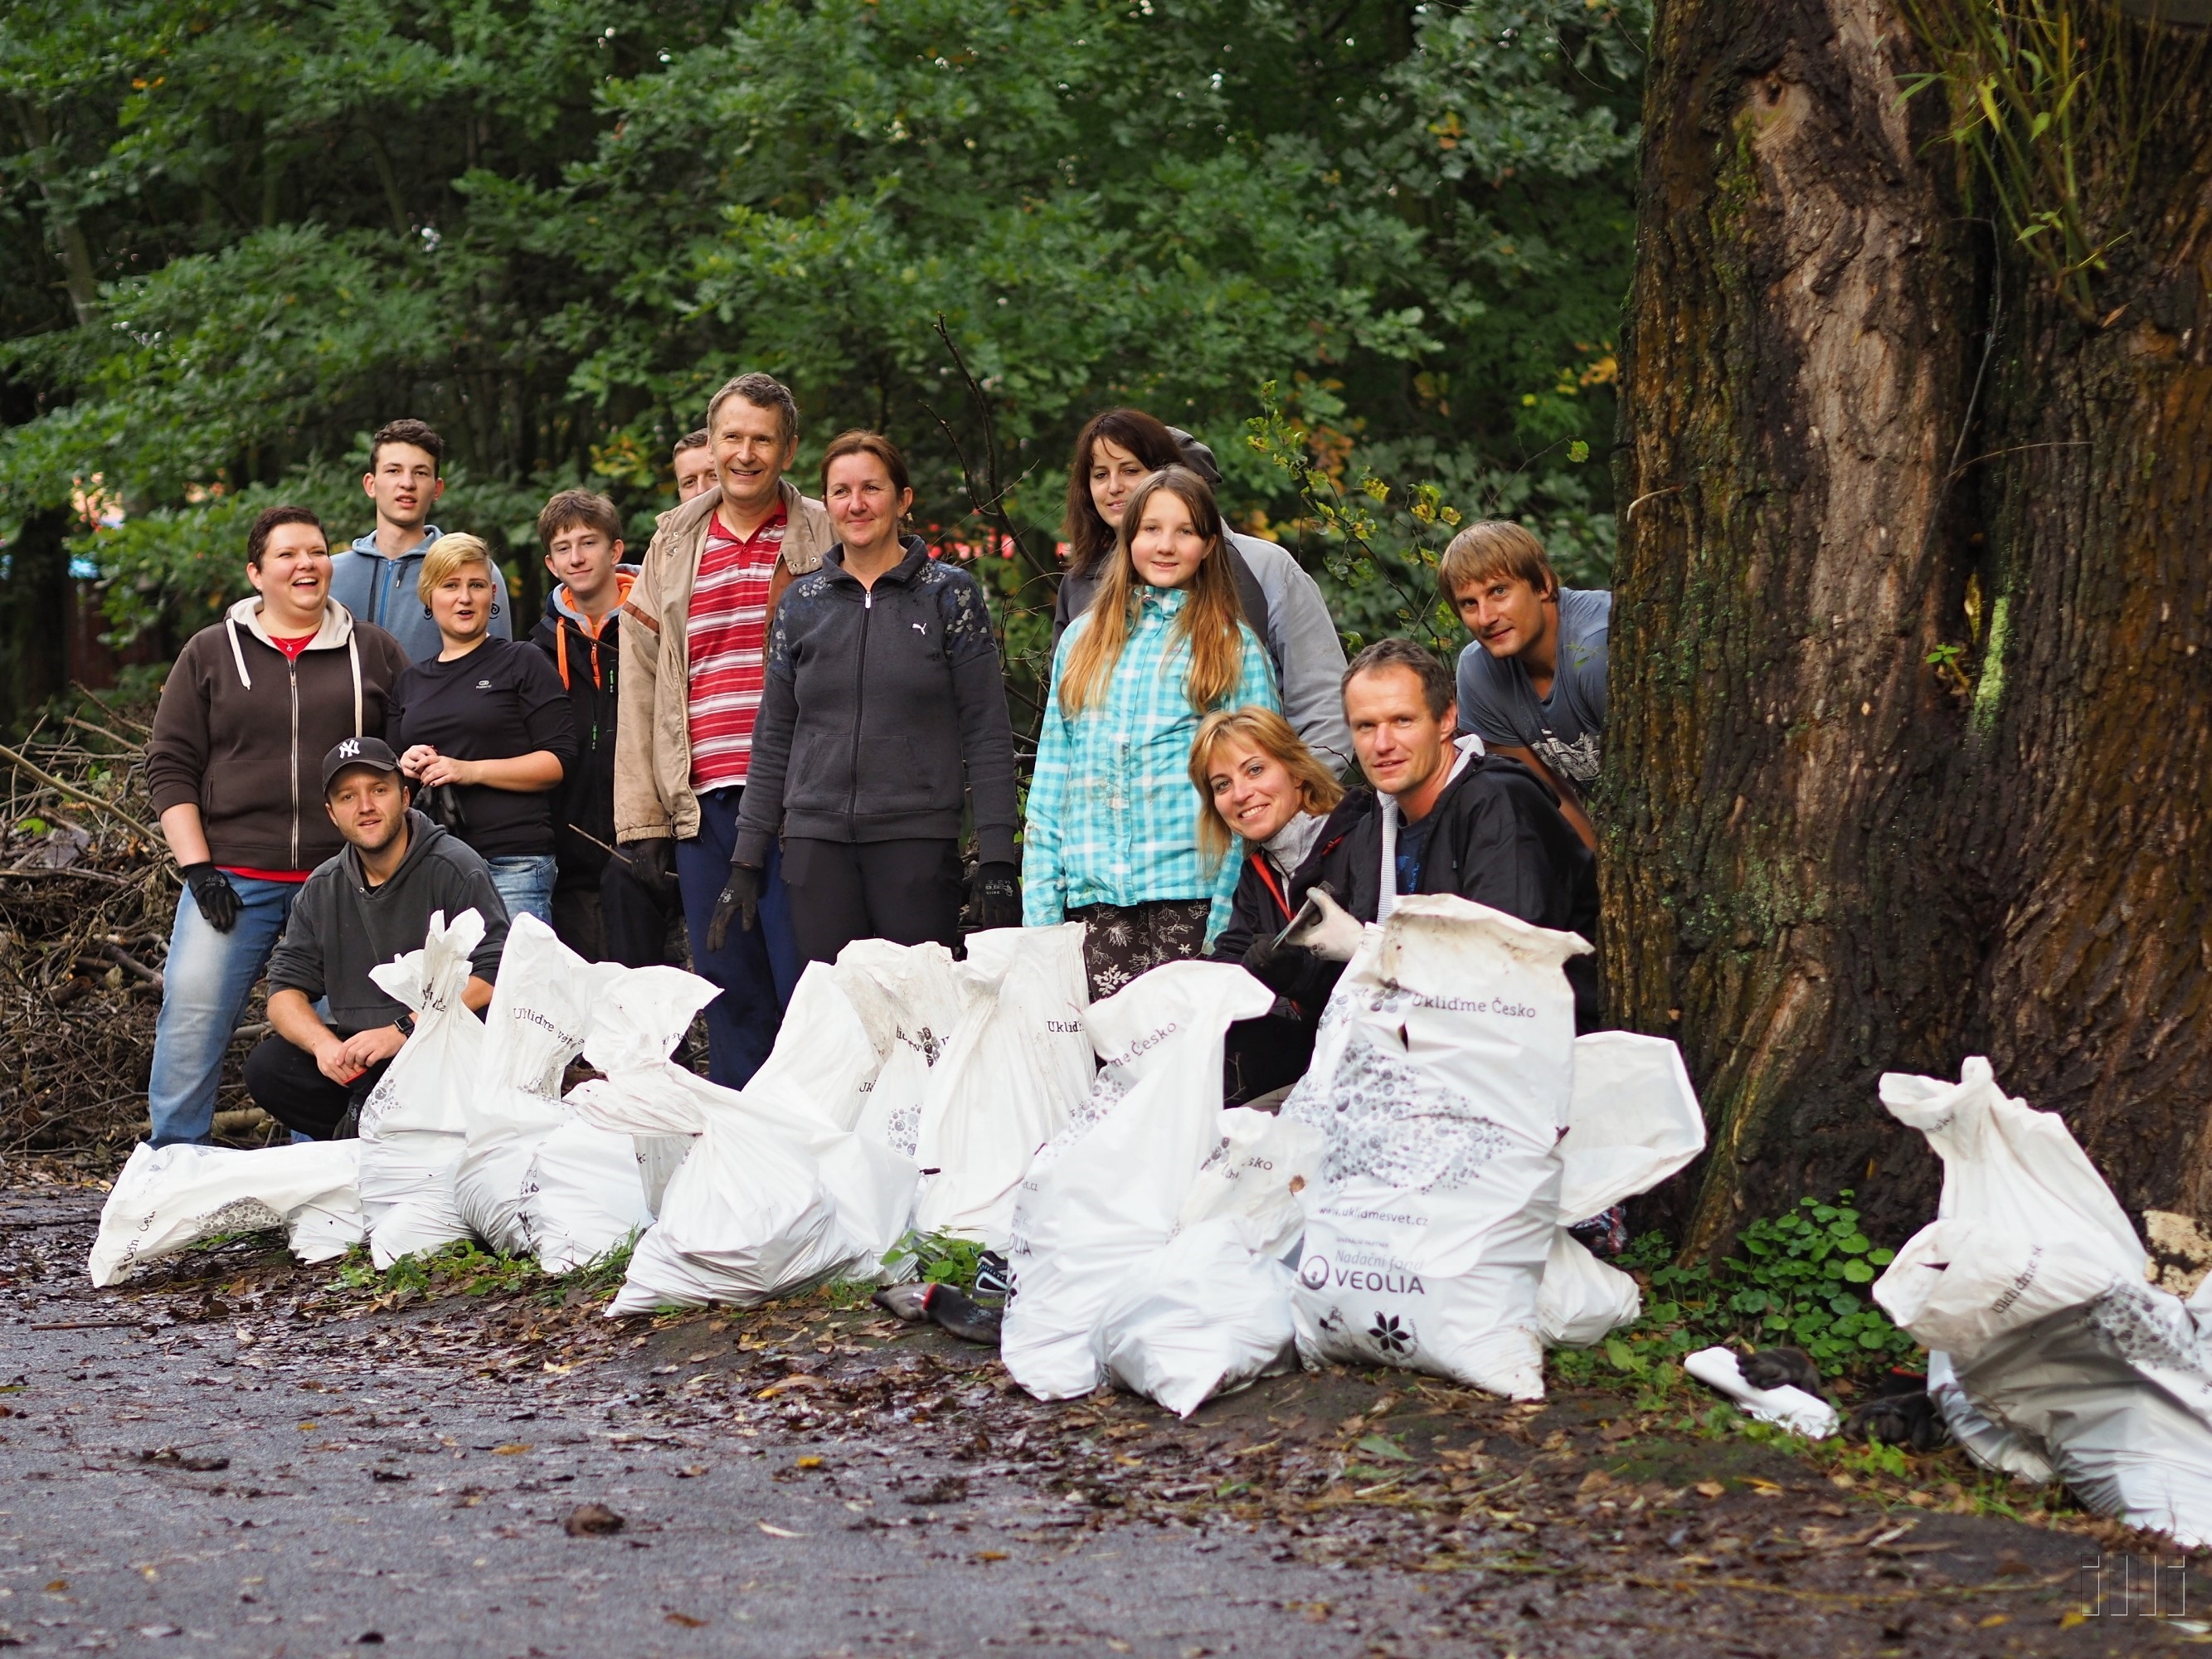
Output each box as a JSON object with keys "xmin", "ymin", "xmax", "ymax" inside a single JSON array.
[
  {"xmin": 225, "ymin": 616, "xmax": 253, "ymax": 690},
  {"xmin": 348, "ymin": 632, "xmax": 362, "ymax": 735}
]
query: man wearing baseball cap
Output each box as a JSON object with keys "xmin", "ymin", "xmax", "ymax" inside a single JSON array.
[{"xmin": 243, "ymin": 737, "xmax": 510, "ymax": 1137}]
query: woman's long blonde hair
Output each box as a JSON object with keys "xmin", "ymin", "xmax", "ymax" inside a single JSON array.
[
  {"xmin": 1188, "ymin": 707, "xmax": 1346, "ymax": 865},
  {"xmin": 1056, "ymin": 466, "xmax": 1247, "ymax": 717}
]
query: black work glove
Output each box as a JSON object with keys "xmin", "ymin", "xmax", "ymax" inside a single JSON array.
[
  {"xmin": 1240, "ymin": 931, "xmax": 1317, "ymax": 1000},
  {"xmin": 629, "ymin": 836, "xmax": 678, "ymax": 902},
  {"xmin": 180, "ymin": 863, "xmax": 241, "ymax": 933},
  {"xmin": 1846, "ymin": 1390, "xmax": 1947, "ymax": 1452},
  {"xmin": 706, "ymin": 860, "xmax": 761, "ymax": 952},
  {"xmin": 968, "ymin": 861, "xmax": 1021, "ymax": 930},
  {"xmin": 1738, "ymin": 1346, "xmax": 1824, "ymax": 1396},
  {"xmin": 420, "ymin": 781, "xmax": 468, "ymax": 836}
]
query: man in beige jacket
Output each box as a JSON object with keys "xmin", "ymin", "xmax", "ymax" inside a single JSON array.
[{"xmin": 615, "ymin": 372, "xmax": 833, "ymax": 1085}]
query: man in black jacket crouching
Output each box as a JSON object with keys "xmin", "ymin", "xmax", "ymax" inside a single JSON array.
[
  {"xmin": 1238, "ymin": 638, "xmax": 1600, "ymax": 1032},
  {"xmin": 244, "ymin": 738, "xmax": 510, "ymax": 1138}
]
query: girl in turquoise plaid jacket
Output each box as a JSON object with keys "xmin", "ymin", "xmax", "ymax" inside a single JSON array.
[{"xmin": 1024, "ymin": 465, "xmax": 1280, "ymax": 1000}]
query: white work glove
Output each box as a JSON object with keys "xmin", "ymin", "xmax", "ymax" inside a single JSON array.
[{"xmin": 1285, "ymin": 886, "xmax": 1366, "ymax": 962}]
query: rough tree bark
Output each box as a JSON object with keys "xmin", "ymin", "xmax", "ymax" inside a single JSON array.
[
  {"xmin": 1607, "ymin": 0, "xmax": 1983, "ymax": 1248},
  {"xmin": 1607, "ymin": 0, "xmax": 2212, "ymax": 1248},
  {"xmin": 1968, "ymin": 31, "xmax": 2212, "ymax": 1222}
]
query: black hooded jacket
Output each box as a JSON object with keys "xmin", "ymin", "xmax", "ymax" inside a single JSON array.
[
  {"xmin": 529, "ymin": 572, "xmax": 634, "ymax": 881},
  {"xmin": 1217, "ymin": 752, "xmax": 1601, "ymax": 1030}
]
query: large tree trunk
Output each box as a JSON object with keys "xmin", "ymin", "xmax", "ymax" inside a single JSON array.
[
  {"xmin": 1607, "ymin": 0, "xmax": 1986, "ymax": 1248},
  {"xmin": 1969, "ymin": 42, "xmax": 2212, "ymax": 1220},
  {"xmin": 1609, "ymin": 0, "xmax": 2212, "ymax": 1249}
]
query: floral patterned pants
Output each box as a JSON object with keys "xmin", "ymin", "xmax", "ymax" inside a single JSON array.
[{"xmin": 1066, "ymin": 898, "xmax": 1213, "ymax": 1003}]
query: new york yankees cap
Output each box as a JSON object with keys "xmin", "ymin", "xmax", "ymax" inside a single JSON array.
[{"xmin": 321, "ymin": 735, "xmax": 404, "ymax": 793}]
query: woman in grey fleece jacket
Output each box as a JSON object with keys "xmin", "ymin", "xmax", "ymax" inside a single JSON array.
[{"xmin": 723, "ymin": 432, "xmax": 1019, "ymax": 966}]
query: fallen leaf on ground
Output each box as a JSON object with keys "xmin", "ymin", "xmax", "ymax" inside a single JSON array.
[{"xmin": 563, "ymin": 1503, "xmax": 624, "ymax": 1536}]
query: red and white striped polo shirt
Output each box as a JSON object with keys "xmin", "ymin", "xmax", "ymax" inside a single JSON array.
[{"xmin": 685, "ymin": 505, "xmax": 786, "ymax": 791}]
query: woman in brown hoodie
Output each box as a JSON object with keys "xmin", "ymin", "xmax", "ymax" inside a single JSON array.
[{"xmin": 142, "ymin": 505, "xmax": 409, "ymax": 1146}]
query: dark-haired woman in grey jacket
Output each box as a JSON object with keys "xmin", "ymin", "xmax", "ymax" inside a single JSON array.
[{"xmin": 717, "ymin": 431, "xmax": 1020, "ymax": 964}]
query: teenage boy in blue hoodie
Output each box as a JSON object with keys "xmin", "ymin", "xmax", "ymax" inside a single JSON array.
[
  {"xmin": 531, "ymin": 489, "xmax": 677, "ymax": 966},
  {"xmin": 329, "ymin": 418, "xmax": 513, "ymax": 661}
]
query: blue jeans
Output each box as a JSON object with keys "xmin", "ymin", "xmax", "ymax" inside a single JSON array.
[
  {"xmin": 485, "ymin": 853, "xmax": 557, "ymax": 928},
  {"xmin": 147, "ymin": 876, "xmax": 303, "ymax": 1147},
  {"xmin": 677, "ymin": 786, "xmax": 800, "ymax": 1087}
]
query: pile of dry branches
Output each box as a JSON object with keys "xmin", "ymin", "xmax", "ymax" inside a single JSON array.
[{"xmin": 0, "ymin": 688, "xmax": 252, "ymax": 1162}]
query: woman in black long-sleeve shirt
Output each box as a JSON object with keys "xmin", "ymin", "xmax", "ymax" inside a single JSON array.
[
  {"xmin": 386, "ymin": 533, "xmax": 576, "ymax": 927},
  {"xmin": 717, "ymin": 431, "xmax": 1020, "ymax": 965}
]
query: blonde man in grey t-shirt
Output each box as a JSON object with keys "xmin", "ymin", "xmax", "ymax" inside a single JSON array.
[{"xmin": 1441, "ymin": 521, "xmax": 1607, "ymax": 852}]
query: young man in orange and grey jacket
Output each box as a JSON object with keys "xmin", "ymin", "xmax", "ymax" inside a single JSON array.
[
  {"xmin": 143, "ymin": 505, "xmax": 410, "ymax": 1146},
  {"xmin": 613, "ymin": 373, "xmax": 832, "ymax": 1086},
  {"xmin": 529, "ymin": 487, "xmax": 680, "ymax": 967}
]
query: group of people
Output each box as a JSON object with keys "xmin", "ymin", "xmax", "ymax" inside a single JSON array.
[{"xmin": 139, "ymin": 373, "xmax": 1612, "ymax": 1146}]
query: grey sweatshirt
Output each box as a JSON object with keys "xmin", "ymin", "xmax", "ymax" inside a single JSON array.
[{"xmin": 266, "ymin": 810, "xmax": 510, "ymax": 1034}]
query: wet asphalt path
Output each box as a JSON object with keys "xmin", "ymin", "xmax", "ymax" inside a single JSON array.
[{"xmin": 0, "ymin": 1189, "xmax": 1462, "ymax": 1658}]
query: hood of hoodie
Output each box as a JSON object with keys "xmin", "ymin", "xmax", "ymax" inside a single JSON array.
[
  {"xmin": 545, "ymin": 566, "xmax": 638, "ymax": 634},
  {"xmin": 224, "ymin": 594, "xmax": 360, "ymax": 651},
  {"xmin": 340, "ymin": 808, "xmax": 450, "ymax": 895},
  {"xmin": 343, "ymin": 527, "xmax": 445, "ymax": 565}
]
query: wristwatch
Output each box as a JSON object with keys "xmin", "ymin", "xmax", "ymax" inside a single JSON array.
[{"xmin": 393, "ymin": 1011, "xmax": 416, "ymax": 1039}]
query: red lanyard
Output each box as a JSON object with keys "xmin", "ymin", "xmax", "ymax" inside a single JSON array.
[{"xmin": 1252, "ymin": 854, "xmax": 1292, "ymax": 923}]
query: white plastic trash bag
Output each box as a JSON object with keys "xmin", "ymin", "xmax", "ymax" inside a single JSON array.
[
  {"xmin": 912, "ymin": 924, "xmax": 1092, "ymax": 1247},
  {"xmin": 1001, "ymin": 961, "xmax": 1274, "ymax": 1401},
  {"xmin": 745, "ymin": 962, "xmax": 889, "ymax": 1133},
  {"xmin": 1091, "ymin": 1109, "xmax": 1321, "ymax": 1418},
  {"xmin": 1684, "ymin": 1345, "xmax": 1838, "ymax": 1438},
  {"xmin": 1873, "ymin": 1057, "xmax": 2212, "ymax": 1545},
  {"xmin": 964, "ymin": 922, "xmax": 1093, "ymax": 1122},
  {"xmin": 356, "ymin": 908, "xmax": 485, "ymax": 1267},
  {"xmin": 1534, "ymin": 1228, "xmax": 1646, "ymax": 1350},
  {"xmin": 1096, "ymin": 1214, "xmax": 1298, "ymax": 1418},
  {"xmin": 1536, "ymin": 1032, "xmax": 1707, "ymax": 1348},
  {"xmin": 577, "ymin": 963, "xmax": 917, "ymax": 1314},
  {"xmin": 1286, "ymin": 895, "xmax": 1588, "ymax": 1400},
  {"xmin": 836, "ymin": 940, "xmax": 967, "ymax": 1158},
  {"xmin": 453, "ymin": 916, "xmax": 640, "ymax": 1262},
  {"xmin": 1176, "ymin": 1107, "xmax": 1324, "ymax": 1261},
  {"xmin": 90, "ymin": 1141, "xmax": 365, "ymax": 1286}
]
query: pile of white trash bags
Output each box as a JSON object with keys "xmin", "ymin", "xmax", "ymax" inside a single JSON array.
[
  {"xmin": 1872, "ymin": 1057, "xmax": 2212, "ymax": 1546},
  {"xmin": 92, "ymin": 892, "xmax": 1709, "ymax": 1422},
  {"xmin": 1000, "ymin": 895, "xmax": 1707, "ymax": 1414},
  {"xmin": 90, "ymin": 913, "xmax": 1097, "ymax": 1302}
]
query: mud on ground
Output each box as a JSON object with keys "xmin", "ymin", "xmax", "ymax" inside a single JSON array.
[{"xmin": 1, "ymin": 1175, "xmax": 2200, "ymax": 1657}]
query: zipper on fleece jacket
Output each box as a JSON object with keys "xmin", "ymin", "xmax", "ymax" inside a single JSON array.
[
  {"xmin": 287, "ymin": 655, "xmax": 302, "ymax": 870},
  {"xmin": 847, "ymin": 587, "xmax": 873, "ymax": 823}
]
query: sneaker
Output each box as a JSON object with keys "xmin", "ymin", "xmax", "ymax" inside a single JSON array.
[
  {"xmin": 972, "ymin": 1249, "xmax": 1012, "ymax": 1305},
  {"xmin": 1568, "ymin": 1204, "xmax": 1630, "ymax": 1258}
]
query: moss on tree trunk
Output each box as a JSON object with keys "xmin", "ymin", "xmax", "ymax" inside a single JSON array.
[{"xmin": 1605, "ymin": 0, "xmax": 2212, "ymax": 1248}]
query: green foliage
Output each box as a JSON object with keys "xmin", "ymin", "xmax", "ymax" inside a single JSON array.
[
  {"xmin": 1718, "ymin": 1194, "xmax": 1908, "ymax": 1367},
  {"xmin": 1576, "ymin": 1191, "xmax": 1918, "ymax": 1387},
  {"xmin": 331, "ymin": 1236, "xmax": 635, "ymax": 1302},
  {"xmin": 0, "ymin": 0, "xmax": 1644, "ymax": 697},
  {"xmin": 886, "ymin": 1227, "xmax": 985, "ymax": 1291},
  {"xmin": 1899, "ymin": 0, "xmax": 2207, "ymax": 322}
]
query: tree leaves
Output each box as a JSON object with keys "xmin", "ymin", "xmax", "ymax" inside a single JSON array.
[{"xmin": 1, "ymin": 0, "xmax": 1644, "ymax": 656}]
